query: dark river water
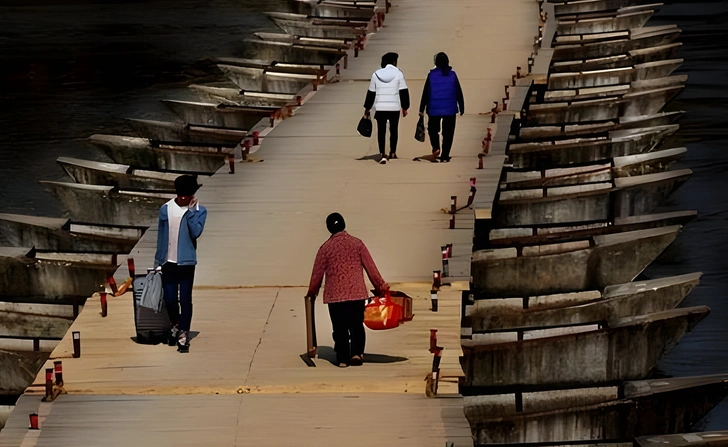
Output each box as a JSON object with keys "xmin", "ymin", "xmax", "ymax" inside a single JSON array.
[{"xmin": 0, "ymin": 0, "xmax": 727, "ymax": 433}]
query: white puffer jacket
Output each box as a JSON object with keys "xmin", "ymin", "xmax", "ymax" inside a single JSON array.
[{"xmin": 368, "ymin": 65, "xmax": 408, "ymax": 112}]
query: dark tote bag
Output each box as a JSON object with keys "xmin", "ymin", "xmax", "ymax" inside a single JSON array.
[
  {"xmin": 357, "ymin": 116, "xmax": 373, "ymax": 138},
  {"xmin": 414, "ymin": 115, "xmax": 426, "ymax": 142}
]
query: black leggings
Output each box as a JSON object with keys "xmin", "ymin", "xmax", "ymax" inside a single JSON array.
[
  {"xmin": 428, "ymin": 115, "xmax": 457, "ymax": 159},
  {"xmin": 374, "ymin": 110, "xmax": 400, "ymax": 154},
  {"xmin": 328, "ymin": 300, "xmax": 366, "ymax": 364}
]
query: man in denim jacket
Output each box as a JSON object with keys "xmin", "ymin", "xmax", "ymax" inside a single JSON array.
[{"xmin": 154, "ymin": 175, "xmax": 207, "ymax": 352}]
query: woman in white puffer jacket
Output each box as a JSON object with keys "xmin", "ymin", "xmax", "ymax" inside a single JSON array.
[{"xmin": 363, "ymin": 52, "xmax": 410, "ymax": 164}]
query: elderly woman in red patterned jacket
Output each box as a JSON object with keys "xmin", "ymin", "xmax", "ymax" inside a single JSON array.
[{"xmin": 306, "ymin": 213, "xmax": 390, "ymax": 368}]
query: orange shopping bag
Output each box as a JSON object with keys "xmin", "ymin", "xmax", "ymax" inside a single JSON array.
[{"xmin": 364, "ymin": 293, "xmax": 403, "ymax": 331}]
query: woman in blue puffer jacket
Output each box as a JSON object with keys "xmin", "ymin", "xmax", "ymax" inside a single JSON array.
[{"xmin": 418, "ymin": 52, "xmax": 465, "ymax": 163}]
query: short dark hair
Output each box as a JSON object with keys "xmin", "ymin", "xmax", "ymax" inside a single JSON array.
[
  {"xmin": 174, "ymin": 175, "xmax": 200, "ymax": 196},
  {"xmin": 381, "ymin": 52, "xmax": 399, "ymax": 68}
]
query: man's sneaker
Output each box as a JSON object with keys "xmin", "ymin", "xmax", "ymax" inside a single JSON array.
[
  {"xmin": 168, "ymin": 327, "xmax": 179, "ymax": 346},
  {"xmin": 388, "ymin": 152, "xmax": 398, "ymax": 160},
  {"xmin": 379, "ymin": 154, "xmax": 388, "ymax": 164},
  {"xmin": 177, "ymin": 331, "xmax": 189, "ymax": 353},
  {"xmin": 440, "ymin": 157, "xmax": 451, "ymax": 163}
]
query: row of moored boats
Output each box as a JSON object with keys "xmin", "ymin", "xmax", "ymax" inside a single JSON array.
[{"xmin": 458, "ymin": 0, "xmax": 727, "ymax": 445}]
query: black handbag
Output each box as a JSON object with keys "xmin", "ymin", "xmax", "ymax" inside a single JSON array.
[
  {"xmin": 414, "ymin": 115, "xmax": 426, "ymax": 142},
  {"xmin": 357, "ymin": 115, "xmax": 373, "ymax": 138}
]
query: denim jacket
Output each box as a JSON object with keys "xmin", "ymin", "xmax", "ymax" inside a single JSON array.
[{"xmin": 154, "ymin": 201, "xmax": 207, "ymax": 268}]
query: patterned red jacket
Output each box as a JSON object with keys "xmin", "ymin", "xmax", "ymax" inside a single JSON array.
[{"xmin": 307, "ymin": 231, "xmax": 386, "ymax": 304}]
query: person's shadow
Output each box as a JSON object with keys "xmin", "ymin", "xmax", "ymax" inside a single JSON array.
[
  {"xmin": 317, "ymin": 346, "xmax": 408, "ymax": 365},
  {"xmin": 130, "ymin": 331, "xmax": 200, "ymax": 345},
  {"xmin": 356, "ymin": 153, "xmax": 385, "ymax": 163}
]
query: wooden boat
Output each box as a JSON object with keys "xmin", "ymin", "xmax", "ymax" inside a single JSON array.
[
  {"xmin": 266, "ymin": 13, "xmax": 367, "ymax": 39},
  {"xmin": 550, "ymin": 42, "xmax": 682, "ymax": 73},
  {"xmin": 238, "ymin": 39, "xmax": 346, "ymax": 66},
  {"xmin": 636, "ymin": 431, "xmax": 728, "ymax": 447},
  {"xmin": 465, "ymin": 272, "xmax": 701, "ymax": 332},
  {"xmin": 495, "ymin": 170, "xmax": 692, "ymax": 227},
  {"xmin": 294, "ymin": 1, "xmax": 376, "ymax": 19},
  {"xmin": 0, "ymin": 247, "xmax": 118, "ymax": 299},
  {"xmin": 265, "ymin": 11, "xmax": 371, "ymax": 26},
  {"xmin": 57, "ymin": 156, "xmax": 195, "ymax": 192},
  {"xmin": 553, "ymin": 0, "xmax": 656, "ymax": 16},
  {"xmin": 218, "ymin": 64, "xmax": 315, "ymax": 95},
  {"xmin": 471, "ymin": 226, "xmax": 681, "ymax": 298},
  {"xmin": 189, "ymin": 85, "xmax": 295, "ymax": 108},
  {"xmin": 39, "ymin": 181, "xmax": 173, "ymax": 227},
  {"xmin": 556, "ymin": 9, "xmax": 654, "ymax": 35},
  {"xmin": 0, "ymin": 350, "xmax": 47, "ymax": 395},
  {"xmin": 125, "ymin": 119, "xmax": 247, "ymax": 145},
  {"xmin": 89, "ymin": 134, "xmax": 231, "ymax": 174},
  {"xmin": 461, "ymin": 306, "xmax": 709, "ymax": 391},
  {"xmin": 505, "ymin": 147, "xmax": 687, "ymax": 187},
  {"xmin": 553, "ymin": 25, "xmax": 682, "ymax": 61},
  {"xmin": 253, "ymin": 32, "xmax": 353, "ymax": 50},
  {"xmin": 0, "ymin": 213, "xmax": 144, "ymax": 253},
  {"xmin": 161, "ymin": 100, "xmax": 276, "ymax": 130},
  {"xmin": 524, "ymin": 84, "xmax": 685, "ymax": 125},
  {"xmin": 464, "ymin": 374, "xmax": 728, "ymax": 444},
  {"xmin": 517, "ymin": 110, "xmax": 683, "ymax": 141},
  {"xmin": 507, "ymin": 125, "xmax": 679, "ymax": 169},
  {"xmin": 542, "ymin": 75, "xmax": 687, "ymax": 103},
  {"xmin": 483, "ymin": 210, "xmax": 696, "ymax": 250},
  {"xmin": 0, "ymin": 301, "xmax": 76, "ymax": 339},
  {"xmin": 215, "ymin": 57, "xmax": 333, "ymax": 76},
  {"xmin": 548, "ymin": 59, "xmax": 683, "ymax": 89}
]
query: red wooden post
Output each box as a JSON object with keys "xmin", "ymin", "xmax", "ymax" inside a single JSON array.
[{"xmin": 100, "ymin": 292, "xmax": 108, "ymax": 317}]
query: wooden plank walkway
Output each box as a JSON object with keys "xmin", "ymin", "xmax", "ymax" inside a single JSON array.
[{"xmin": 1, "ymin": 1, "xmax": 539, "ymax": 445}]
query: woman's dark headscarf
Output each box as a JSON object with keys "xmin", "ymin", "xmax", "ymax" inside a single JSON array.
[
  {"xmin": 326, "ymin": 213, "xmax": 346, "ymax": 235},
  {"xmin": 434, "ymin": 52, "xmax": 451, "ymax": 75}
]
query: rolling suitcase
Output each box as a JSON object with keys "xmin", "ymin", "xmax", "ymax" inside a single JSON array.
[{"xmin": 132, "ymin": 270, "xmax": 172, "ymax": 344}]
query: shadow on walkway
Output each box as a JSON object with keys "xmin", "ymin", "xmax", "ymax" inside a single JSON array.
[{"xmin": 317, "ymin": 345, "xmax": 408, "ymax": 365}]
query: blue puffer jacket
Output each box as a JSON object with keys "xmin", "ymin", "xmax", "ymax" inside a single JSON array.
[
  {"xmin": 427, "ymin": 68, "xmax": 459, "ymax": 116},
  {"xmin": 154, "ymin": 201, "xmax": 208, "ymax": 267}
]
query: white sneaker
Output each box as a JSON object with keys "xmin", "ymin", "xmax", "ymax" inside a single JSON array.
[
  {"xmin": 177, "ymin": 331, "xmax": 188, "ymax": 351},
  {"xmin": 379, "ymin": 155, "xmax": 388, "ymax": 165}
]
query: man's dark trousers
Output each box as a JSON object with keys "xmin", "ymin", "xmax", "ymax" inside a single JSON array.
[{"xmin": 161, "ymin": 262, "xmax": 195, "ymax": 332}]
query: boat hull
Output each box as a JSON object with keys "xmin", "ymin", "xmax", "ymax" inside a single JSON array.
[
  {"xmin": 557, "ymin": 10, "xmax": 653, "ymax": 35},
  {"xmin": 553, "ymin": 27, "xmax": 682, "ymax": 61},
  {"xmin": 0, "ymin": 350, "xmax": 48, "ymax": 395},
  {"xmin": 272, "ymin": 17, "xmax": 365, "ymax": 39},
  {"xmin": 40, "ymin": 181, "xmax": 172, "ymax": 227},
  {"xmin": 58, "ymin": 157, "xmax": 178, "ymax": 191},
  {"xmin": 550, "ymin": 43, "xmax": 683, "ymax": 73},
  {"xmin": 217, "ymin": 65, "xmax": 313, "ymax": 94},
  {"xmin": 466, "ymin": 375, "xmax": 728, "ymax": 445},
  {"xmin": 509, "ymin": 125, "xmax": 677, "ymax": 169},
  {"xmin": 162, "ymin": 100, "xmax": 273, "ymax": 130},
  {"xmin": 467, "ymin": 273, "xmax": 701, "ymax": 331},
  {"xmin": 89, "ymin": 134, "xmax": 229, "ymax": 174},
  {"xmin": 0, "ymin": 213, "xmax": 142, "ymax": 253},
  {"xmin": 238, "ymin": 39, "xmax": 345, "ymax": 66},
  {"xmin": 460, "ymin": 306, "xmax": 709, "ymax": 391},
  {"xmin": 472, "ymin": 226, "xmax": 680, "ymax": 298},
  {"xmin": 548, "ymin": 59, "xmax": 683, "ymax": 89},
  {"xmin": 126, "ymin": 119, "xmax": 246, "ymax": 145},
  {"xmin": 0, "ymin": 250, "xmax": 117, "ymax": 299}
]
